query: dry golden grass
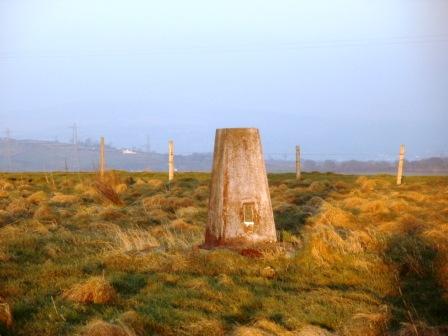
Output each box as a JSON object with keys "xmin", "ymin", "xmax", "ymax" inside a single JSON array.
[
  {"xmin": 0, "ymin": 179, "xmax": 14, "ymax": 191},
  {"xmin": 119, "ymin": 311, "xmax": 145, "ymax": 336},
  {"xmin": 155, "ymin": 272, "xmax": 180, "ymax": 286},
  {"xmin": 356, "ymin": 176, "xmax": 377, "ymax": 192},
  {"xmin": 141, "ymin": 195, "xmax": 164, "ymax": 210},
  {"xmin": 149, "ymin": 225, "xmax": 200, "ymax": 250},
  {"xmin": 177, "ymin": 318, "xmax": 225, "ymax": 336},
  {"xmin": 168, "ymin": 218, "xmax": 197, "ymax": 231},
  {"xmin": 193, "ymin": 185, "xmax": 209, "ymax": 200},
  {"xmin": 306, "ymin": 224, "xmax": 364, "ymax": 266},
  {"xmin": 27, "ymin": 190, "xmax": 48, "ymax": 204},
  {"xmin": 423, "ymin": 223, "xmax": 448, "ymax": 245},
  {"xmin": 146, "ymin": 178, "xmax": 164, "ymax": 189},
  {"xmin": 308, "ymin": 181, "xmax": 327, "ymax": 192},
  {"xmin": 393, "ymin": 322, "xmax": 448, "ymax": 336},
  {"xmin": 28, "ymin": 219, "xmax": 52, "ymax": 235},
  {"xmin": 93, "ymin": 181, "xmax": 123, "ymax": 206},
  {"xmin": 0, "ymin": 210, "xmax": 11, "ymax": 226},
  {"xmin": 62, "ymin": 276, "xmax": 117, "ymax": 304},
  {"xmin": 142, "ymin": 195, "xmax": 194, "ymax": 213},
  {"xmin": 342, "ymin": 307, "xmax": 390, "ymax": 336},
  {"xmin": 175, "ymin": 206, "xmax": 200, "ymax": 220},
  {"xmin": 298, "ymin": 325, "xmax": 336, "ymax": 336},
  {"xmin": 0, "ymin": 224, "xmax": 21, "ymax": 241},
  {"xmin": 1, "ymin": 172, "xmax": 447, "ymax": 336},
  {"xmin": 75, "ymin": 183, "xmax": 99, "ymax": 198},
  {"xmin": 43, "ymin": 242, "xmax": 61, "ymax": 259},
  {"xmin": 341, "ymin": 196, "xmax": 365, "ymax": 209},
  {"xmin": 216, "ymin": 273, "xmax": 234, "ymax": 287},
  {"xmin": 80, "ymin": 320, "xmax": 130, "ymax": 336},
  {"xmin": 50, "ymin": 193, "xmax": 79, "ymax": 204},
  {"xmin": 145, "ymin": 208, "xmax": 170, "ymax": 224},
  {"xmin": 109, "ymin": 225, "xmax": 160, "ymax": 253},
  {"xmin": 33, "ymin": 203, "xmax": 58, "ymax": 222},
  {"xmin": 359, "ymin": 199, "xmax": 391, "ymax": 216},
  {"xmin": 313, "ymin": 202, "xmax": 357, "ymax": 229},
  {"xmin": 0, "ymin": 248, "xmax": 10, "ymax": 262},
  {"xmin": 114, "ymin": 183, "xmax": 128, "ymax": 194},
  {"xmin": 0, "ymin": 296, "xmax": 13, "ymax": 329},
  {"xmin": 134, "ymin": 177, "xmax": 147, "ymax": 186},
  {"xmin": 400, "ymin": 191, "xmax": 428, "ymax": 203},
  {"xmin": 260, "ymin": 266, "xmax": 276, "ymax": 279},
  {"xmin": 6, "ymin": 198, "xmax": 30, "ymax": 216},
  {"xmin": 99, "ymin": 206, "xmax": 124, "ymax": 221},
  {"xmin": 232, "ymin": 319, "xmax": 298, "ymax": 336}
]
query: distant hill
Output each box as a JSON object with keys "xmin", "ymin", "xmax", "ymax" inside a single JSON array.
[{"xmin": 0, "ymin": 138, "xmax": 447, "ymax": 174}]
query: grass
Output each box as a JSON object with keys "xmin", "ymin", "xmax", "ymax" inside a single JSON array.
[{"xmin": 0, "ymin": 171, "xmax": 447, "ymax": 335}]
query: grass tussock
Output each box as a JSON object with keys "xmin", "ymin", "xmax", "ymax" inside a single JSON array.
[
  {"xmin": 81, "ymin": 320, "xmax": 130, "ymax": 336},
  {"xmin": 93, "ymin": 181, "xmax": 123, "ymax": 206},
  {"xmin": 50, "ymin": 193, "xmax": 79, "ymax": 204},
  {"xmin": 62, "ymin": 276, "xmax": 117, "ymax": 304},
  {"xmin": 142, "ymin": 195, "xmax": 193, "ymax": 212},
  {"xmin": 356, "ymin": 176, "xmax": 377, "ymax": 192},
  {"xmin": 304, "ymin": 224, "xmax": 366, "ymax": 265},
  {"xmin": 313, "ymin": 202, "xmax": 357, "ymax": 229},
  {"xmin": 146, "ymin": 178, "xmax": 165, "ymax": 189},
  {"xmin": 114, "ymin": 183, "xmax": 128, "ymax": 194},
  {"xmin": 0, "ymin": 179, "xmax": 14, "ymax": 191},
  {"xmin": 231, "ymin": 319, "xmax": 336, "ymax": 336},
  {"xmin": 6, "ymin": 198, "xmax": 30, "ymax": 217},
  {"xmin": 33, "ymin": 203, "xmax": 58, "ymax": 222},
  {"xmin": 231, "ymin": 319, "xmax": 295, "ymax": 336},
  {"xmin": 27, "ymin": 190, "xmax": 48, "ymax": 204},
  {"xmin": 177, "ymin": 318, "xmax": 225, "ymax": 336},
  {"xmin": 0, "ymin": 296, "xmax": 13, "ymax": 329},
  {"xmin": 119, "ymin": 311, "xmax": 145, "ymax": 336},
  {"xmin": 109, "ymin": 225, "xmax": 160, "ymax": 253}
]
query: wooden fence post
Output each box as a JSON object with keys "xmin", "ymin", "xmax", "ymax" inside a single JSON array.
[
  {"xmin": 396, "ymin": 144, "xmax": 405, "ymax": 185},
  {"xmin": 168, "ymin": 140, "xmax": 174, "ymax": 182},
  {"xmin": 296, "ymin": 145, "xmax": 301, "ymax": 180}
]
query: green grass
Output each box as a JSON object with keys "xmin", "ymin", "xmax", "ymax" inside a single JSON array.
[{"xmin": 0, "ymin": 172, "xmax": 447, "ymax": 335}]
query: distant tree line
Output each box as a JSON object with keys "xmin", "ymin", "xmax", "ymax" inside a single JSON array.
[{"xmin": 0, "ymin": 138, "xmax": 447, "ymax": 174}]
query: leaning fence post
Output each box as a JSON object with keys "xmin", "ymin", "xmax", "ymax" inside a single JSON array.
[
  {"xmin": 168, "ymin": 140, "xmax": 174, "ymax": 182},
  {"xmin": 396, "ymin": 144, "xmax": 405, "ymax": 185},
  {"xmin": 296, "ymin": 145, "xmax": 301, "ymax": 180}
]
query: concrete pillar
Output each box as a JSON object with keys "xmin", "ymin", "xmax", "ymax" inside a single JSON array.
[{"xmin": 205, "ymin": 128, "xmax": 276, "ymax": 247}]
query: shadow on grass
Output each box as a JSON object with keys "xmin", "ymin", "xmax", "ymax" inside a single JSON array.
[
  {"xmin": 222, "ymin": 299, "xmax": 263, "ymax": 325},
  {"xmin": 385, "ymin": 233, "xmax": 448, "ymax": 331},
  {"xmin": 273, "ymin": 176, "xmax": 350, "ymax": 235}
]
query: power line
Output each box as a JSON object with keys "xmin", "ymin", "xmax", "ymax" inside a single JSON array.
[
  {"xmin": 68, "ymin": 123, "xmax": 80, "ymax": 172},
  {"xmin": 146, "ymin": 134, "xmax": 151, "ymax": 153},
  {"xmin": 4, "ymin": 128, "xmax": 12, "ymax": 171},
  {"xmin": 0, "ymin": 34, "xmax": 447, "ymax": 60}
]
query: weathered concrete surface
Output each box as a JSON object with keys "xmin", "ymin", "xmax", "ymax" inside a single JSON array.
[{"xmin": 205, "ymin": 128, "xmax": 276, "ymax": 247}]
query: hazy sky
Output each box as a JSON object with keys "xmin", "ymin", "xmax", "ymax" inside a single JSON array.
[{"xmin": 1, "ymin": 0, "xmax": 447, "ymax": 160}]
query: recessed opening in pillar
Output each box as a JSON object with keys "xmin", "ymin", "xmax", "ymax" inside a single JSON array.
[{"xmin": 242, "ymin": 202, "xmax": 256, "ymax": 232}]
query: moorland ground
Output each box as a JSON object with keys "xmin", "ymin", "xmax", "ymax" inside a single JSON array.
[{"xmin": 0, "ymin": 171, "xmax": 447, "ymax": 336}]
